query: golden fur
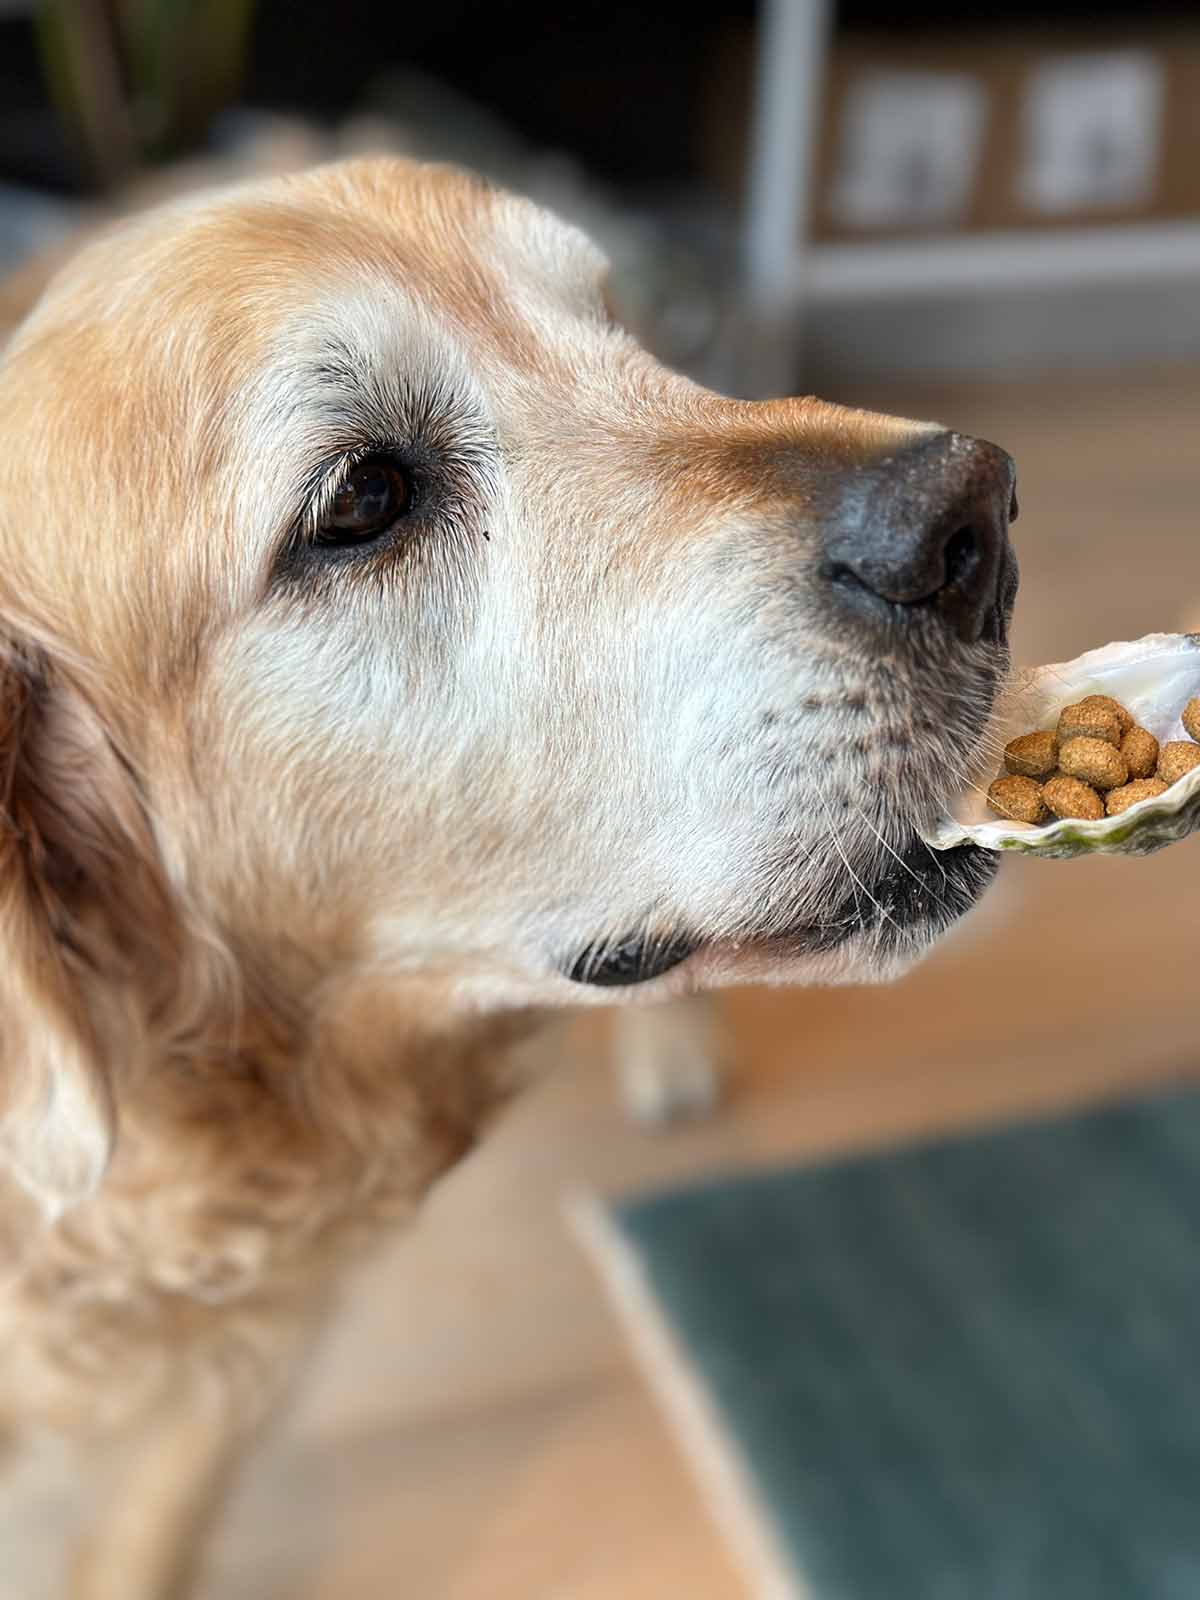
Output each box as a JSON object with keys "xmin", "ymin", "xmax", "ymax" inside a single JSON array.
[{"xmin": 0, "ymin": 158, "xmax": 1008, "ymax": 1596}]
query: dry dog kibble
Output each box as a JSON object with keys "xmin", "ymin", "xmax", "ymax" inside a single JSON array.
[
  {"xmin": 1042, "ymin": 774, "xmax": 1105, "ymax": 821},
  {"xmin": 1157, "ymin": 741, "xmax": 1200, "ymax": 785},
  {"xmin": 1079, "ymin": 694, "xmax": 1134, "ymax": 737},
  {"xmin": 1105, "ymin": 778, "xmax": 1169, "ymax": 816},
  {"xmin": 987, "ymin": 687, "xmax": 1198, "ymax": 832},
  {"xmin": 1120, "ymin": 726, "xmax": 1159, "ymax": 779},
  {"xmin": 1058, "ymin": 735, "xmax": 1128, "ymax": 791},
  {"xmin": 986, "ymin": 776, "xmax": 1048, "ymax": 824},
  {"xmin": 1003, "ymin": 731, "xmax": 1058, "ymax": 779},
  {"xmin": 1057, "ymin": 701, "xmax": 1122, "ymax": 747}
]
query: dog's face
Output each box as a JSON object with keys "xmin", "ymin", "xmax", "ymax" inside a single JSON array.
[{"xmin": 0, "ymin": 159, "xmax": 1015, "ymax": 1199}]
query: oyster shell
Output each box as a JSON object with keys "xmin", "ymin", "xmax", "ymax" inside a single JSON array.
[{"xmin": 928, "ymin": 632, "xmax": 1200, "ymax": 858}]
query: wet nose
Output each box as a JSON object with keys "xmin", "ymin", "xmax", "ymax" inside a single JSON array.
[{"xmin": 822, "ymin": 432, "xmax": 1019, "ymax": 644}]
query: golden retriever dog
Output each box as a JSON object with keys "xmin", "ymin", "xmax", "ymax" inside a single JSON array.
[{"xmin": 0, "ymin": 157, "xmax": 1016, "ymax": 1597}]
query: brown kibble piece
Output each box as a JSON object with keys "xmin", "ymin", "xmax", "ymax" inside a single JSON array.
[
  {"xmin": 1042, "ymin": 775, "xmax": 1105, "ymax": 821},
  {"xmin": 1056, "ymin": 701, "xmax": 1121, "ymax": 747},
  {"xmin": 1120, "ymin": 726, "xmax": 1159, "ymax": 780},
  {"xmin": 1058, "ymin": 735, "xmax": 1128, "ymax": 791},
  {"xmin": 986, "ymin": 776, "xmax": 1048, "ymax": 824},
  {"xmin": 1079, "ymin": 694, "xmax": 1134, "ymax": 737},
  {"xmin": 1157, "ymin": 741, "xmax": 1200, "ymax": 785},
  {"xmin": 1183, "ymin": 697, "xmax": 1200, "ymax": 743},
  {"xmin": 1105, "ymin": 778, "xmax": 1169, "ymax": 816},
  {"xmin": 1003, "ymin": 730, "xmax": 1058, "ymax": 779}
]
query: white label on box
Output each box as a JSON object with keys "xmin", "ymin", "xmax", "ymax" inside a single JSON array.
[
  {"xmin": 1019, "ymin": 52, "xmax": 1164, "ymax": 213},
  {"xmin": 831, "ymin": 72, "xmax": 987, "ymax": 229}
]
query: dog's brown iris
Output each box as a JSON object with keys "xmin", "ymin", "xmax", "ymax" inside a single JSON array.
[{"xmin": 319, "ymin": 456, "xmax": 413, "ymax": 544}]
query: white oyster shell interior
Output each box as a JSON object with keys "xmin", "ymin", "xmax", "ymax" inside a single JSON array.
[{"xmin": 927, "ymin": 632, "xmax": 1200, "ymax": 856}]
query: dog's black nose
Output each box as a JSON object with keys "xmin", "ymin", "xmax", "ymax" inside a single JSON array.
[{"xmin": 822, "ymin": 432, "xmax": 1018, "ymax": 644}]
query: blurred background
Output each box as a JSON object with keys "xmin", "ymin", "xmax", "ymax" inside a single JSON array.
[
  {"xmin": 3, "ymin": 4, "xmax": 1200, "ymax": 1597},
  {"xmin": 6, "ymin": 0, "xmax": 1200, "ymax": 385}
]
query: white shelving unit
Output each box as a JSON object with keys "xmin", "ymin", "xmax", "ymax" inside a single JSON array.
[
  {"xmin": 739, "ymin": 0, "xmax": 835, "ymax": 396},
  {"xmin": 738, "ymin": 0, "xmax": 1200, "ymax": 391}
]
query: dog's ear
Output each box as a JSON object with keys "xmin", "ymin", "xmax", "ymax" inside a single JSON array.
[{"xmin": 0, "ymin": 636, "xmax": 172, "ymax": 1213}]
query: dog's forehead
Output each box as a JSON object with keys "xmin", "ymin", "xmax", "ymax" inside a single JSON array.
[
  {"xmin": 310, "ymin": 156, "xmax": 611, "ymax": 293},
  {"xmin": 249, "ymin": 181, "xmax": 611, "ymax": 389},
  {"xmin": 8, "ymin": 158, "xmax": 610, "ymax": 404},
  {"xmin": 193, "ymin": 159, "xmax": 612, "ymax": 363}
]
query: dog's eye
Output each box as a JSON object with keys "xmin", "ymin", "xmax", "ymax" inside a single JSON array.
[{"xmin": 317, "ymin": 456, "xmax": 414, "ymax": 545}]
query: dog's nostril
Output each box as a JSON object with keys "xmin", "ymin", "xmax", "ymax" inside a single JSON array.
[
  {"xmin": 825, "ymin": 560, "xmax": 864, "ymax": 591},
  {"xmin": 942, "ymin": 526, "xmax": 978, "ymax": 590}
]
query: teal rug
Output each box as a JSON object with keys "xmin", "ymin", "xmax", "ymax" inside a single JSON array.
[{"xmin": 577, "ymin": 1087, "xmax": 1200, "ymax": 1599}]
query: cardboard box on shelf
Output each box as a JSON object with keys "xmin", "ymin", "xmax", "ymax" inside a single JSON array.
[{"xmin": 700, "ymin": 24, "xmax": 1200, "ymax": 241}]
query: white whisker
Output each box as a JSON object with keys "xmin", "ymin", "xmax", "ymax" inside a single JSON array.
[
  {"xmin": 816, "ymin": 790, "xmax": 896, "ymax": 931},
  {"xmin": 855, "ymin": 801, "xmax": 953, "ymax": 916}
]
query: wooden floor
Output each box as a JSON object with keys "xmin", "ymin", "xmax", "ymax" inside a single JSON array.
[{"xmin": 10, "ymin": 364, "xmax": 1200, "ymax": 1598}]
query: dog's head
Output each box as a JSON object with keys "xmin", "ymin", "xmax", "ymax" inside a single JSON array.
[{"xmin": 0, "ymin": 158, "xmax": 1016, "ymax": 1205}]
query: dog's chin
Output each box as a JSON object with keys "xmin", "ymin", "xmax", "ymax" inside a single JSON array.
[
  {"xmin": 781, "ymin": 834, "xmax": 998, "ymax": 958},
  {"xmin": 691, "ymin": 838, "xmax": 997, "ymax": 991},
  {"xmin": 562, "ymin": 835, "xmax": 998, "ymax": 994},
  {"xmin": 731, "ymin": 835, "xmax": 1000, "ymax": 986}
]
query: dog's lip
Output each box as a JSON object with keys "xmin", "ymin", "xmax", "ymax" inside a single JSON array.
[
  {"xmin": 559, "ymin": 817, "xmax": 996, "ymax": 995},
  {"xmin": 563, "ymin": 930, "xmax": 700, "ymax": 987},
  {"xmin": 800, "ymin": 831, "xmax": 995, "ymax": 945},
  {"xmin": 640, "ymin": 832, "xmax": 997, "ymax": 990}
]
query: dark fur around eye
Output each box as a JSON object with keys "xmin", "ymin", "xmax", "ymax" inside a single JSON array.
[{"xmin": 269, "ymin": 377, "xmax": 500, "ymax": 589}]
